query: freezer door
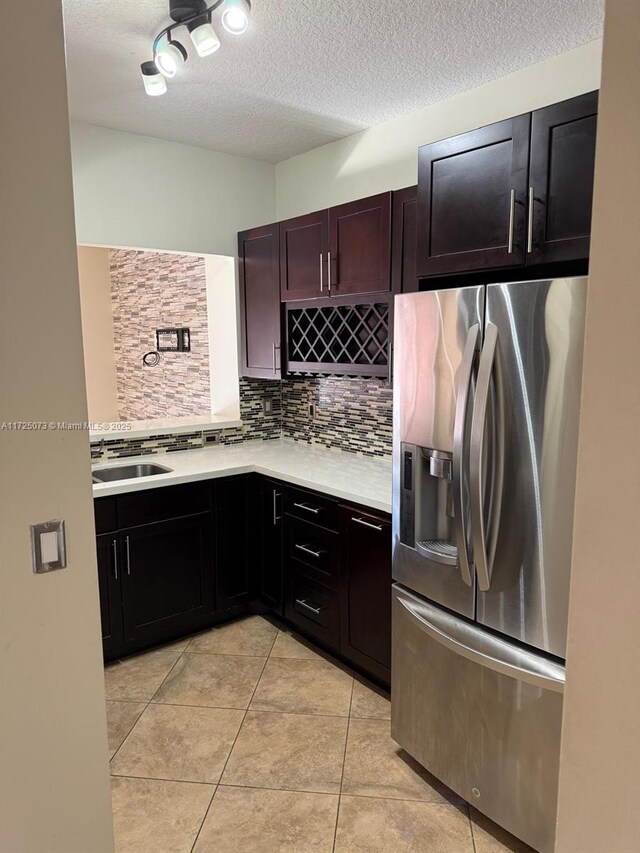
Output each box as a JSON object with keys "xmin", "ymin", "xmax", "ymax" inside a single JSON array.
[
  {"xmin": 392, "ymin": 585, "xmax": 565, "ymax": 853},
  {"xmin": 475, "ymin": 278, "xmax": 587, "ymax": 657},
  {"xmin": 392, "ymin": 287, "xmax": 484, "ymax": 618}
]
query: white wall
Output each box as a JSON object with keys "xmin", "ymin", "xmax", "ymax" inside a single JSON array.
[
  {"xmin": 555, "ymin": 1, "xmax": 640, "ymax": 850},
  {"xmin": 77, "ymin": 245, "xmax": 119, "ymax": 422},
  {"xmin": 206, "ymin": 254, "xmax": 241, "ymax": 420},
  {"xmin": 70, "ymin": 122, "xmax": 276, "ymax": 257},
  {"xmin": 0, "ymin": 3, "xmax": 114, "ymax": 852},
  {"xmin": 275, "ymin": 40, "xmax": 602, "ymax": 219}
]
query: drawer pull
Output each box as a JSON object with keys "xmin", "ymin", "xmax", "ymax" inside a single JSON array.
[
  {"xmin": 352, "ymin": 517, "xmax": 383, "ymax": 532},
  {"xmin": 293, "ymin": 502, "xmax": 321, "ymax": 515},
  {"xmin": 295, "ymin": 598, "xmax": 322, "ymax": 615},
  {"xmin": 295, "ymin": 543, "xmax": 323, "ymax": 559}
]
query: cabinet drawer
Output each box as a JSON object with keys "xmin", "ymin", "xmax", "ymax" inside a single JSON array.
[
  {"xmin": 286, "ymin": 572, "xmax": 340, "ymax": 650},
  {"xmin": 94, "ymin": 497, "xmax": 117, "ymax": 534},
  {"xmin": 117, "ymin": 482, "xmax": 210, "ymax": 528},
  {"xmin": 286, "ymin": 517, "xmax": 339, "ymax": 590},
  {"xmin": 284, "ymin": 487, "xmax": 338, "ymax": 531}
]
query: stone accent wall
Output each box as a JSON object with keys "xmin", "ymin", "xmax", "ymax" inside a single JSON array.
[{"xmin": 110, "ymin": 249, "xmax": 211, "ymax": 421}]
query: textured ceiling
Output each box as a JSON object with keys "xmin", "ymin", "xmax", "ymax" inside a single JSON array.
[{"xmin": 62, "ymin": 0, "xmax": 604, "ymax": 163}]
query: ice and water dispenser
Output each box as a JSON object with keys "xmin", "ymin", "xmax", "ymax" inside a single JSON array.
[{"xmin": 399, "ymin": 443, "xmax": 458, "ymax": 566}]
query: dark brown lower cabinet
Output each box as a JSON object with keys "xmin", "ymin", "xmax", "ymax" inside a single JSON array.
[
  {"xmin": 120, "ymin": 513, "xmax": 214, "ymax": 647},
  {"xmin": 95, "ymin": 478, "xmax": 392, "ymax": 685},
  {"xmin": 260, "ymin": 479, "xmax": 284, "ymax": 613},
  {"xmin": 281, "ymin": 485, "xmax": 392, "ymax": 685},
  {"xmin": 339, "ymin": 505, "xmax": 392, "ymax": 682},
  {"xmin": 96, "ymin": 533, "xmax": 124, "ymax": 659},
  {"xmin": 215, "ymin": 476, "xmax": 257, "ymax": 613},
  {"xmin": 287, "ymin": 568, "xmax": 341, "ymax": 649}
]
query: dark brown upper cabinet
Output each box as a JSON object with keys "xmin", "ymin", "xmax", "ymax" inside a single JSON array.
[
  {"xmin": 528, "ymin": 91, "xmax": 598, "ymax": 265},
  {"xmin": 279, "ymin": 193, "xmax": 392, "ymax": 301},
  {"xmin": 238, "ymin": 224, "xmax": 282, "ymax": 379},
  {"xmin": 279, "ymin": 210, "xmax": 329, "ymax": 301},
  {"xmin": 392, "ymin": 186, "xmax": 418, "ymax": 293},
  {"xmin": 328, "ymin": 192, "xmax": 392, "ymax": 296},
  {"xmin": 417, "ymin": 115, "xmax": 531, "ymax": 277}
]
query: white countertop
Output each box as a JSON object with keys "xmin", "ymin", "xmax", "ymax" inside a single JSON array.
[{"xmin": 92, "ymin": 439, "xmax": 393, "ymax": 514}]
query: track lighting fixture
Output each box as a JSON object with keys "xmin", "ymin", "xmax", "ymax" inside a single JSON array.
[
  {"xmin": 221, "ymin": 0, "xmax": 250, "ymax": 34},
  {"xmin": 187, "ymin": 16, "xmax": 221, "ymax": 57},
  {"xmin": 140, "ymin": 61, "xmax": 168, "ymax": 96},
  {"xmin": 154, "ymin": 39, "xmax": 188, "ymax": 77},
  {"xmin": 141, "ymin": 0, "xmax": 251, "ymax": 96}
]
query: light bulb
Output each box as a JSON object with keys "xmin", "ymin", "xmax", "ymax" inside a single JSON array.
[
  {"xmin": 188, "ymin": 17, "xmax": 220, "ymax": 57},
  {"xmin": 221, "ymin": 0, "xmax": 250, "ymax": 35},
  {"xmin": 154, "ymin": 40, "xmax": 187, "ymax": 78},
  {"xmin": 141, "ymin": 61, "xmax": 167, "ymax": 96}
]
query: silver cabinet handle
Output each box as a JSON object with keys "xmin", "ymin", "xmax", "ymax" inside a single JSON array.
[
  {"xmin": 319, "ymin": 253, "xmax": 324, "ymax": 293},
  {"xmin": 507, "ymin": 188, "xmax": 515, "ymax": 254},
  {"xmin": 295, "ymin": 598, "xmax": 322, "ymax": 615},
  {"xmin": 293, "ymin": 502, "xmax": 321, "ymax": 515},
  {"xmin": 452, "ymin": 324, "xmax": 480, "ymax": 587},
  {"xmin": 351, "ymin": 516, "xmax": 383, "ymax": 532},
  {"xmin": 527, "ymin": 186, "xmax": 534, "ymax": 254},
  {"xmin": 272, "ymin": 342, "xmax": 281, "ymax": 374},
  {"xmin": 125, "ymin": 535, "xmax": 131, "ymax": 576},
  {"xmin": 295, "ymin": 543, "xmax": 323, "ymax": 559},
  {"xmin": 273, "ymin": 490, "xmax": 281, "ymax": 525},
  {"xmin": 396, "ymin": 590, "xmax": 565, "ymax": 693},
  {"xmin": 326, "ymin": 251, "xmax": 332, "ymax": 292},
  {"xmin": 469, "ymin": 323, "xmax": 505, "ymax": 592},
  {"xmin": 112, "ymin": 539, "xmax": 119, "ymax": 581}
]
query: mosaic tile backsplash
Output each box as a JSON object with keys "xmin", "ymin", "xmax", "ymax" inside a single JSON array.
[
  {"xmin": 110, "ymin": 249, "xmax": 211, "ymax": 421},
  {"xmin": 90, "ymin": 376, "xmax": 392, "ymax": 461},
  {"xmin": 282, "ymin": 377, "xmax": 392, "ymax": 457}
]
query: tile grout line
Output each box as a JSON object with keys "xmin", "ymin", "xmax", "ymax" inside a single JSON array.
[
  {"xmin": 332, "ymin": 675, "xmax": 354, "ymax": 853},
  {"xmin": 469, "ymin": 807, "xmax": 479, "ymax": 853},
  {"xmin": 188, "ymin": 623, "xmax": 279, "ymax": 853},
  {"xmin": 108, "ymin": 642, "xmax": 190, "ymax": 767}
]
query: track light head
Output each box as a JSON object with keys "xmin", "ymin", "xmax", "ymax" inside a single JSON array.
[
  {"xmin": 221, "ymin": 0, "xmax": 251, "ymax": 34},
  {"xmin": 141, "ymin": 60, "xmax": 167, "ymax": 96},
  {"xmin": 187, "ymin": 15, "xmax": 220, "ymax": 57},
  {"xmin": 154, "ymin": 39, "xmax": 188, "ymax": 77}
]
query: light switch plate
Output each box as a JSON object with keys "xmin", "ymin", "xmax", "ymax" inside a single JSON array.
[{"xmin": 30, "ymin": 520, "xmax": 66, "ymax": 573}]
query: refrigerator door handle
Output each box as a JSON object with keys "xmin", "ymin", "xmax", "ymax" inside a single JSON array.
[
  {"xmin": 396, "ymin": 590, "xmax": 565, "ymax": 693},
  {"xmin": 470, "ymin": 322, "xmax": 505, "ymax": 592},
  {"xmin": 452, "ymin": 323, "xmax": 480, "ymax": 587}
]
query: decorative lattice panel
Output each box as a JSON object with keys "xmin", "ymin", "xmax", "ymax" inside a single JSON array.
[{"xmin": 287, "ymin": 303, "xmax": 389, "ymax": 376}]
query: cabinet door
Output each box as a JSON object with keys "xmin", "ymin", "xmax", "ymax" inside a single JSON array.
[
  {"xmin": 260, "ymin": 480, "xmax": 284, "ymax": 613},
  {"xmin": 392, "ymin": 186, "xmax": 418, "ymax": 294},
  {"xmin": 528, "ymin": 91, "xmax": 598, "ymax": 265},
  {"xmin": 216, "ymin": 477, "xmax": 256, "ymax": 612},
  {"xmin": 239, "ymin": 224, "xmax": 282, "ymax": 379},
  {"xmin": 339, "ymin": 506, "xmax": 392, "ymax": 682},
  {"xmin": 96, "ymin": 533, "xmax": 124, "ymax": 659},
  {"xmin": 121, "ymin": 514, "xmax": 214, "ymax": 645},
  {"xmin": 417, "ymin": 115, "xmax": 531, "ymax": 276},
  {"xmin": 329, "ymin": 193, "xmax": 391, "ymax": 296},
  {"xmin": 280, "ymin": 210, "xmax": 329, "ymax": 301}
]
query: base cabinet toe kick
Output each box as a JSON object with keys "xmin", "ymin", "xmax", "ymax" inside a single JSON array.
[{"xmin": 94, "ymin": 476, "xmax": 392, "ymax": 686}]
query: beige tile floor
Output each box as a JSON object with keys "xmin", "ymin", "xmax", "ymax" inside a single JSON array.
[{"xmin": 106, "ymin": 615, "xmax": 534, "ymax": 853}]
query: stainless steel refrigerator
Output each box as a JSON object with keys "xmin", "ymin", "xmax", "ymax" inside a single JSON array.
[{"xmin": 391, "ymin": 278, "xmax": 587, "ymax": 853}]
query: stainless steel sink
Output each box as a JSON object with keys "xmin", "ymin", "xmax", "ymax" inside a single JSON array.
[{"xmin": 92, "ymin": 463, "xmax": 173, "ymax": 483}]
